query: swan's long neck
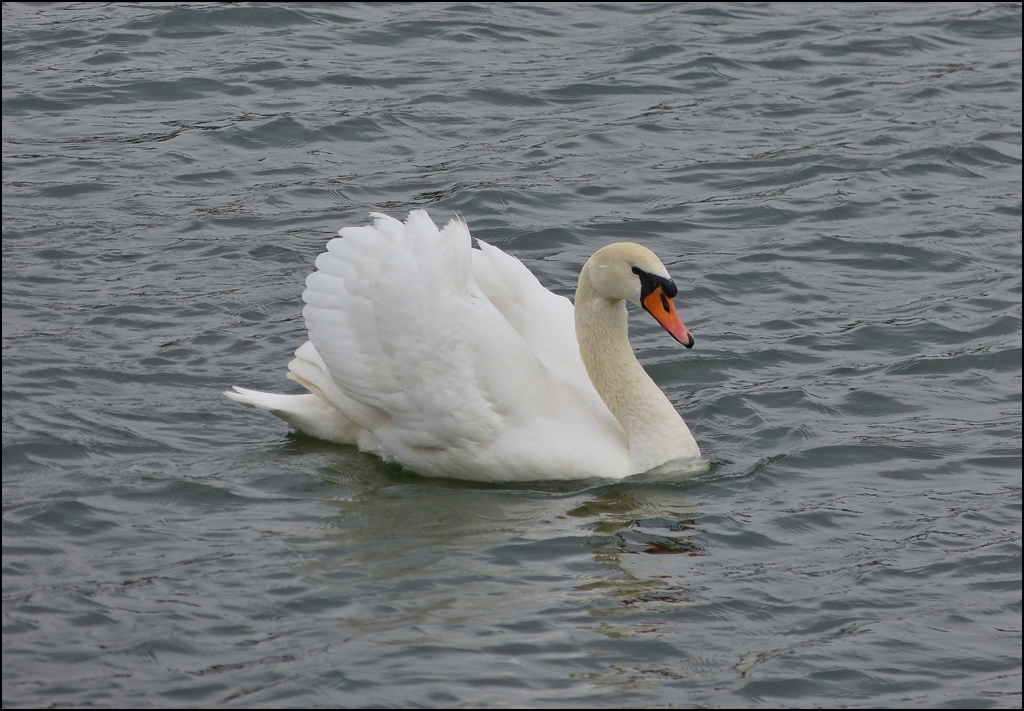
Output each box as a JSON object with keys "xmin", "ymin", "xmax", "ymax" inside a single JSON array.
[{"xmin": 575, "ymin": 269, "xmax": 700, "ymax": 474}]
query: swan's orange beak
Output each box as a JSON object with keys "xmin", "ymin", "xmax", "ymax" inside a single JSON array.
[{"xmin": 642, "ymin": 287, "xmax": 694, "ymax": 348}]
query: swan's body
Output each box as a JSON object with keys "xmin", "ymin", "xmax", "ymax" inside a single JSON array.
[{"xmin": 227, "ymin": 210, "xmax": 701, "ymax": 481}]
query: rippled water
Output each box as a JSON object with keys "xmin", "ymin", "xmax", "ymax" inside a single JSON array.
[{"xmin": 3, "ymin": 3, "xmax": 1021, "ymax": 707}]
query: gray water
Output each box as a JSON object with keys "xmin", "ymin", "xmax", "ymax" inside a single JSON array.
[{"xmin": 3, "ymin": 2, "xmax": 1021, "ymax": 707}]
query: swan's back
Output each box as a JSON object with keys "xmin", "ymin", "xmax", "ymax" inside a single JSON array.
[{"xmin": 301, "ymin": 210, "xmax": 627, "ymax": 481}]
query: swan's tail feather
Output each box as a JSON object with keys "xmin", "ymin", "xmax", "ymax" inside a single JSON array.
[{"xmin": 224, "ymin": 386, "xmax": 364, "ymax": 446}]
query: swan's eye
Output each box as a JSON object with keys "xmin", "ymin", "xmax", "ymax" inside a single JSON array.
[{"xmin": 632, "ymin": 266, "xmax": 678, "ymax": 300}]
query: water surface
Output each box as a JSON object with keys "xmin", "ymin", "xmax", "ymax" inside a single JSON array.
[{"xmin": 3, "ymin": 3, "xmax": 1021, "ymax": 707}]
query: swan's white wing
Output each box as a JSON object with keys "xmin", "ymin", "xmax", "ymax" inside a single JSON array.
[
  {"xmin": 303, "ymin": 210, "xmax": 498, "ymax": 447},
  {"xmin": 471, "ymin": 240, "xmax": 586, "ymax": 383},
  {"xmin": 301, "ymin": 210, "xmax": 627, "ymax": 480},
  {"xmin": 469, "ymin": 237, "xmax": 619, "ymax": 425}
]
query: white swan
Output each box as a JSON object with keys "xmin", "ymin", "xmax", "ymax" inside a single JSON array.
[{"xmin": 226, "ymin": 210, "xmax": 702, "ymax": 481}]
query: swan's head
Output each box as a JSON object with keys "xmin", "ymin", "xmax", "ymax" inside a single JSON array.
[{"xmin": 582, "ymin": 242, "xmax": 695, "ymax": 348}]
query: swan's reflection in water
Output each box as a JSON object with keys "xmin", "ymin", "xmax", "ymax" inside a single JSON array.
[
  {"xmin": 289, "ymin": 445, "xmax": 705, "ymax": 640},
  {"xmin": 567, "ymin": 488, "xmax": 702, "ymax": 636}
]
